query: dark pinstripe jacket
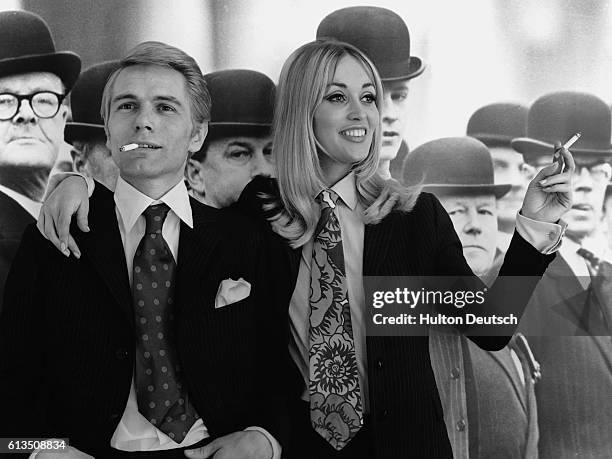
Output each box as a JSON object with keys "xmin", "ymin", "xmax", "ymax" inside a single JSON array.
[
  {"xmin": 0, "ymin": 183, "xmax": 290, "ymax": 457},
  {"xmin": 237, "ymin": 177, "xmax": 557, "ymax": 459}
]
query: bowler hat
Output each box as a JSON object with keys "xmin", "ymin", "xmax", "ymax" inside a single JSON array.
[
  {"xmin": 402, "ymin": 137, "xmax": 511, "ymax": 198},
  {"xmin": 0, "ymin": 10, "xmax": 81, "ymax": 91},
  {"xmin": 65, "ymin": 61, "xmax": 120, "ymax": 144},
  {"xmin": 316, "ymin": 6, "xmax": 425, "ymax": 81},
  {"xmin": 467, "ymin": 103, "xmax": 528, "ymax": 147},
  {"xmin": 512, "ymin": 91, "xmax": 612, "ymax": 163},
  {"xmin": 204, "ymin": 69, "xmax": 275, "ymax": 141}
]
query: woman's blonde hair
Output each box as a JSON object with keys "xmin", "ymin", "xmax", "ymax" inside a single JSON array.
[{"xmin": 268, "ymin": 39, "xmax": 421, "ymax": 247}]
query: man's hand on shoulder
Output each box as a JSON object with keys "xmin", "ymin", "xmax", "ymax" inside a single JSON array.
[
  {"xmin": 37, "ymin": 175, "xmax": 90, "ymax": 258},
  {"xmin": 184, "ymin": 430, "xmax": 273, "ymax": 459}
]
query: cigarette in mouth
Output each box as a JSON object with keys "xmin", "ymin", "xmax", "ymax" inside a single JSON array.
[
  {"xmin": 562, "ymin": 133, "xmax": 581, "ymax": 150},
  {"xmin": 120, "ymin": 143, "xmax": 139, "ymax": 152}
]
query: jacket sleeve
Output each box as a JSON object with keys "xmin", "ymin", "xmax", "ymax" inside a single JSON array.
[{"xmin": 429, "ymin": 193, "xmax": 556, "ymax": 350}]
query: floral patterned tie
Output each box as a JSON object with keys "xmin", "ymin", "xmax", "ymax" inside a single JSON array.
[{"xmin": 309, "ymin": 189, "xmax": 363, "ymax": 450}]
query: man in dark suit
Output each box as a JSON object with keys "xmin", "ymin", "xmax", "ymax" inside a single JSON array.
[
  {"xmin": 513, "ymin": 91, "xmax": 612, "ymax": 458},
  {"xmin": 0, "ymin": 10, "xmax": 80, "ymax": 313},
  {"xmin": 0, "ymin": 41, "xmax": 287, "ymax": 458}
]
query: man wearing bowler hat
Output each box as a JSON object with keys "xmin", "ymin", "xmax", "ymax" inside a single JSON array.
[
  {"xmin": 316, "ymin": 6, "xmax": 425, "ymax": 181},
  {"xmin": 467, "ymin": 103, "xmax": 532, "ymax": 251},
  {"xmin": 513, "ymin": 91, "xmax": 612, "ymax": 458},
  {"xmin": 67, "ymin": 61, "xmax": 121, "ymax": 191},
  {"xmin": 404, "ymin": 137, "xmax": 542, "ymax": 459},
  {"xmin": 185, "ymin": 69, "xmax": 274, "ymax": 208},
  {"xmin": 0, "ymin": 10, "xmax": 80, "ymax": 313}
]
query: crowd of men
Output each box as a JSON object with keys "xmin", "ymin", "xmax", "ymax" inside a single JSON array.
[{"xmin": 0, "ymin": 6, "xmax": 610, "ymax": 459}]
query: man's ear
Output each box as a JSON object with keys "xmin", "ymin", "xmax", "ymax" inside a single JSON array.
[
  {"xmin": 189, "ymin": 121, "xmax": 208, "ymax": 153},
  {"xmin": 185, "ymin": 158, "xmax": 206, "ymax": 194},
  {"xmin": 70, "ymin": 147, "xmax": 87, "ymax": 174}
]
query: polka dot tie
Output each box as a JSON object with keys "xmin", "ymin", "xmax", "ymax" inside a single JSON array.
[
  {"xmin": 132, "ymin": 204, "xmax": 198, "ymax": 442},
  {"xmin": 308, "ymin": 190, "xmax": 362, "ymax": 450}
]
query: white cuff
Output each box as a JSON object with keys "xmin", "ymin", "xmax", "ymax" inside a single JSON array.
[
  {"xmin": 515, "ymin": 212, "xmax": 567, "ymax": 254},
  {"xmin": 245, "ymin": 426, "xmax": 281, "ymax": 459},
  {"xmin": 44, "ymin": 172, "xmax": 95, "ymax": 200}
]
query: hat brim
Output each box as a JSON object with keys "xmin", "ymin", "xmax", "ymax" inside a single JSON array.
[
  {"xmin": 512, "ymin": 137, "xmax": 612, "ymax": 162},
  {"xmin": 381, "ymin": 56, "xmax": 426, "ymax": 82},
  {"xmin": 423, "ymin": 183, "xmax": 511, "ymax": 199},
  {"xmin": 65, "ymin": 122, "xmax": 105, "ymax": 144},
  {"xmin": 207, "ymin": 122, "xmax": 272, "ymax": 141},
  {"xmin": 470, "ymin": 133, "xmax": 514, "ymax": 147},
  {"xmin": 0, "ymin": 51, "xmax": 81, "ymax": 92}
]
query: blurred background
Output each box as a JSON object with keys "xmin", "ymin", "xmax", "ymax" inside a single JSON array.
[{"xmin": 10, "ymin": 0, "xmax": 612, "ymax": 150}]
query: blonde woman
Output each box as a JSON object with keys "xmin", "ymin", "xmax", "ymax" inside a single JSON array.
[{"xmin": 38, "ymin": 40, "xmax": 574, "ymax": 459}]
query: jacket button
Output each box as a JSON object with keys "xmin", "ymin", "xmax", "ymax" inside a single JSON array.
[
  {"xmin": 456, "ymin": 419, "xmax": 466, "ymax": 432},
  {"xmin": 109, "ymin": 413, "xmax": 120, "ymax": 421},
  {"xmin": 450, "ymin": 367, "xmax": 460, "ymax": 379},
  {"xmin": 115, "ymin": 348, "xmax": 128, "ymax": 360},
  {"xmin": 377, "ymin": 409, "xmax": 388, "ymax": 421},
  {"xmin": 376, "ymin": 358, "xmax": 384, "ymax": 369}
]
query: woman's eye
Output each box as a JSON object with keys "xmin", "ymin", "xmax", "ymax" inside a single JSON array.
[
  {"xmin": 362, "ymin": 93, "xmax": 376, "ymax": 103},
  {"xmin": 326, "ymin": 93, "xmax": 345, "ymax": 103}
]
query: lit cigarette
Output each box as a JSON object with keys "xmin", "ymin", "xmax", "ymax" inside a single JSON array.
[
  {"xmin": 120, "ymin": 143, "xmax": 139, "ymax": 152},
  {"xmin": 562, "ymin": 132, "xmax": 581, "ymax": 150}
]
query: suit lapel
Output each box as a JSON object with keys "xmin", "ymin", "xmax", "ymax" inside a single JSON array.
[
  {"xmin": 175, "ymin": 199, "xmax": 223, "ymax": 314},
  {"xmin": 75, "ymin": 185, "xmax": 133, "ymax": 325}
]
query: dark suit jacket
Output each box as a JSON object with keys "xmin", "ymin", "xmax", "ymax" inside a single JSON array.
[
  {"xmin": 0, "ymin": 183, "xmax": 290, "ymax": 457},
  {"xmin": 519, "ymin": 254, "xmax": 612, "ymax": 459},
  {"xmin": 0, "ymin": 189, "xmax": 35, "ymax": 314},
  {"xmin": 236, "ymin": 177, "xmax": 556, "ymax": 459}
]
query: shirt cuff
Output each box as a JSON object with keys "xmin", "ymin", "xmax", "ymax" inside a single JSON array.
[
  {"xmin": 44, "ymin": 172, "xmax": 95, "ymax": 200},
  {"xmin": 245, "ymin": 426, "xmax": 281, "ymax": 459},
  {"xmin": 515, "ymin": 212, "xmax": 567, "ymax": 254}
]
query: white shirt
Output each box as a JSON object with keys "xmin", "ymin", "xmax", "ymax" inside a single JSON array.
[{"xmin": 0, "ymin": 183, "xmax": 41, "ymax": 218}]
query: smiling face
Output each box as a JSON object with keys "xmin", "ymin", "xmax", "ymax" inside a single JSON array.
[
  {"xmin": 105, "ymin": 64, "xmax": 206, "ymax": 191},
  {"xmin": 0, "ymin": 72, "xmax": 67, "ymax": 171},
  {"xmin": 186, "ymin": 135, "xmax": 273, "ymax": 208},
  {"xmin": 380, "ymin": 80, "xmax": 410, "ymax": 162},
  {"xmin": 313, "ymin": 55, "xmax": 379, "ymax": 184},
  {"xmin": 438, "ymin": 193, "xmax": 498, "ymax": 276}
]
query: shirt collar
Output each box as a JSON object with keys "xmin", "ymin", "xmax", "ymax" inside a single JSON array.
[
  {"xmin": 327, "ymin": 171, "xmax": 357, "ymax": 211},
  {"xmin": 114, "ymin": 176, "xmax": 193, "ymax": 232}
]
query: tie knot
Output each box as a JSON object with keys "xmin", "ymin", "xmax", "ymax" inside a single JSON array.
[
  {"xmin": 143, "ymin": 204, "xmax": 170, "ymax": 234},
  {"xmin": 317, "ymin": 189, "xmax": 340, "ymax": 210}
]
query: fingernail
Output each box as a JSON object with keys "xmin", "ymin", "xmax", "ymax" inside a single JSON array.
[
  {"xmin": 85, "ymin": 225, "xmax": 90, "ymax": 232},
  {"xmin": 539, "ymin": 179, "xmax": 547, "ymax": 186},
  {"xmin": 74, "ymin": 251, "xmax": 81, "ymax": 259},
  {"xmin": 63, "ymin": 249, "xmax": 70, "ymax": 258},
  {"xmin": 60, "ymin": 242, "xmax": 66, "ymax": 252}
]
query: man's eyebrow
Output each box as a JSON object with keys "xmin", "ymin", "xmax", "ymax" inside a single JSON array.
[
  {"xmin": 155, "ymin": 95, "xmax": 184, "ymax": 106},
  {"xmin": 111, "ymin": 94, "xmax": 184, "ymax": 107},
  {"xmin": 226, "ymin": 141, "xmax": 254, "ymax": 149},
  {"xmin": 0, "ymin": 86, "xmax": 61, "ymax": 94}
]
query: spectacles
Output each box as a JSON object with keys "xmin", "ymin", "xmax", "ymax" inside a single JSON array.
[{"xmin": 0, "ymin": 91, "xmax": 65, "ymax": 121}]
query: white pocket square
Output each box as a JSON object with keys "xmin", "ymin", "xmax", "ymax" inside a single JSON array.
[{"xmin": 215, "ymin": 277, "xmax": 251, "ymax": 309}]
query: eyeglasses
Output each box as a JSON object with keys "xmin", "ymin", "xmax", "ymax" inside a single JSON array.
[{"xmin": 0, "ymin": 91, "xmax": 65, "ymax": 121}]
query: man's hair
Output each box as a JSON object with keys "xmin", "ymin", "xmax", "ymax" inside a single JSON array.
[
  {"xmin": 100, "ymin": 41, "xmax": 211, "ymax": 128},
  {"xmin": 70, "ymin": 137, "xmax": 106, "ymax": 161}
]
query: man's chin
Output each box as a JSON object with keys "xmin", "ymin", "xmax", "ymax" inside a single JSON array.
[{"xmin": 380, "ymin": 143, "xmax": 400, "ymax": 162}]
